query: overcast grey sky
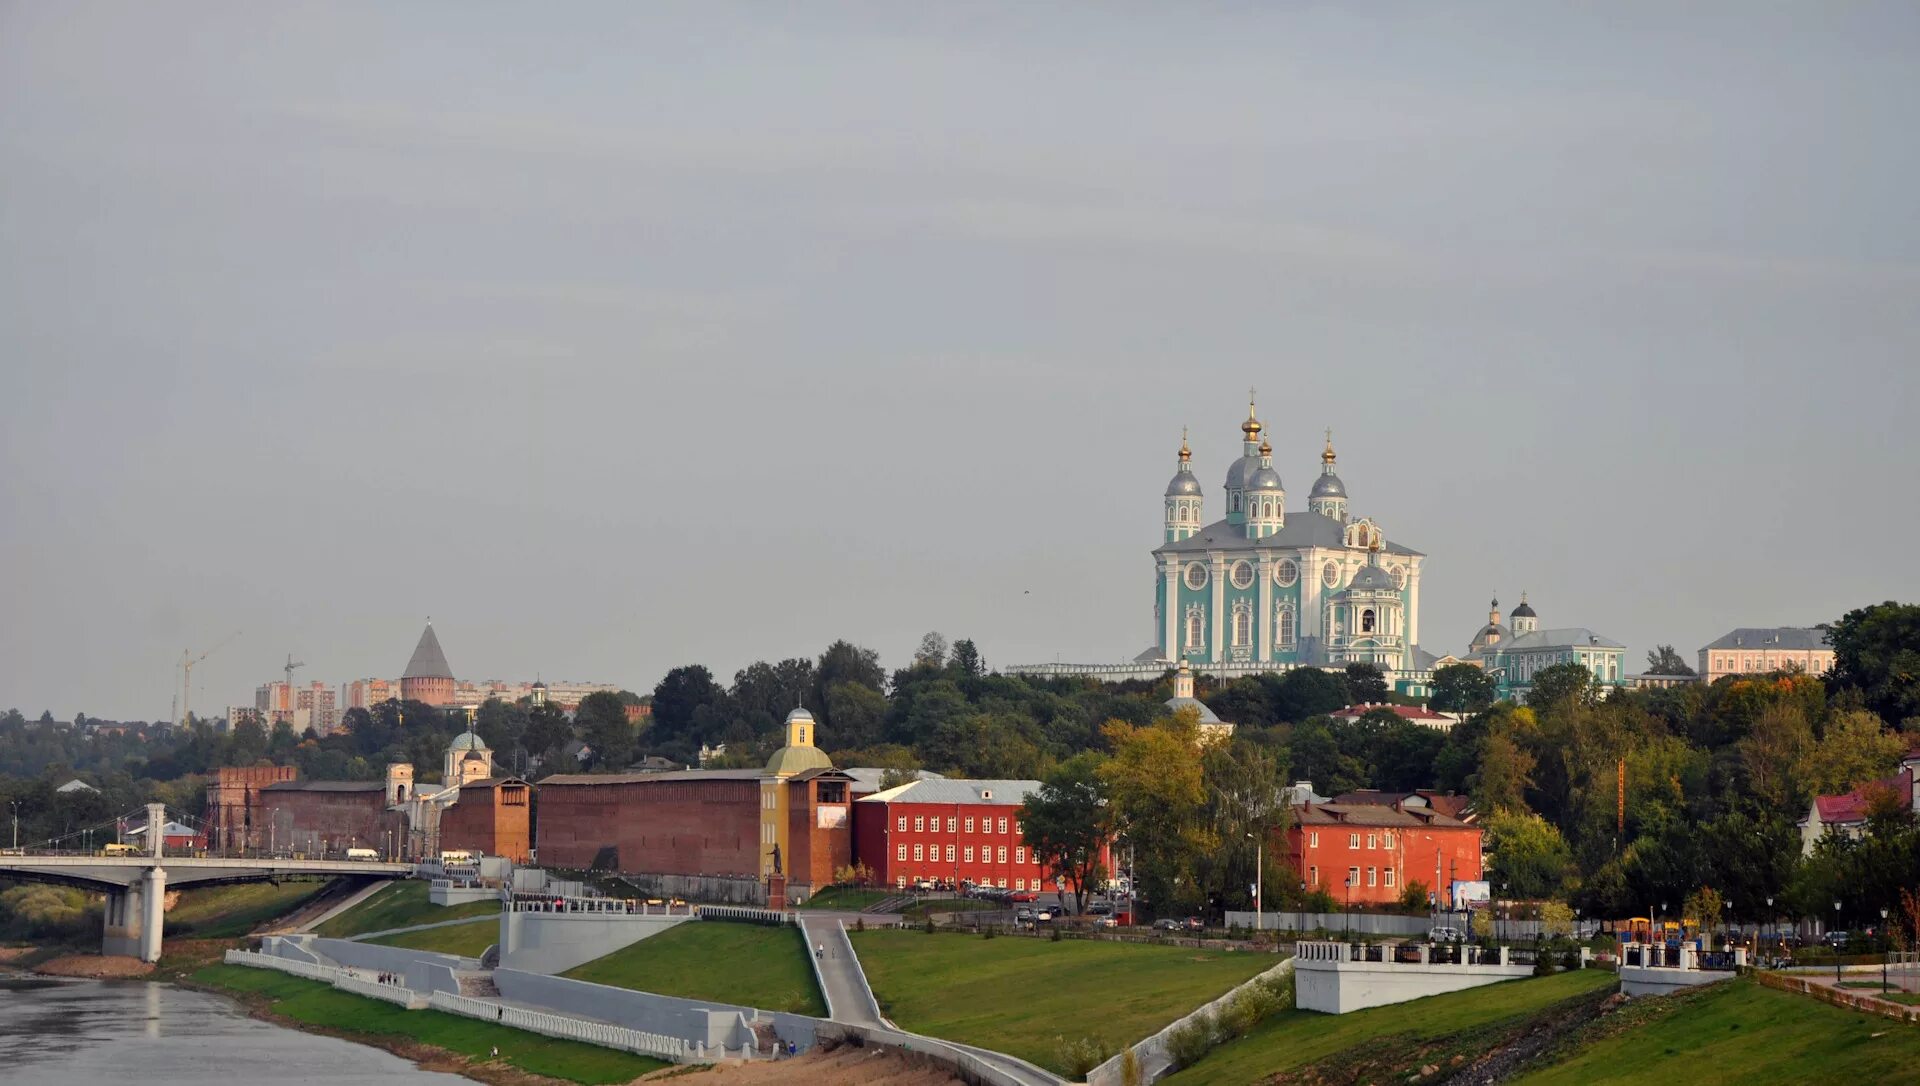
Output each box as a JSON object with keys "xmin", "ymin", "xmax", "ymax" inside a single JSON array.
[{"xmin": 4, "ymin": 3, "xmax": 1917, "ymax": 720}]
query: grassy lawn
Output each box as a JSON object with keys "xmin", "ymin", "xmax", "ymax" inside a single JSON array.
[
  {"xmin": 852, "ymin": 928, "xmax": 1278, "ymax": 1075},
  {"xmin": 167, "ymin": 879, "xmax": 337, "ymax": 938},
  {"xmin": 313, "ymin": 879, "xmax": 499, "ymax": 938},
  {"xmin": 800, "ymin": 886, "xmax": 892, "ymax": 910},
  {"xmin": 1517, "ymin": 977, "xmax": 1920, "ymax": 1085},
  {"xmin": 563, "ymin": 921, "xmax": 827, "ymax": 1016},
  {"xmin": 1164, "ymin": 968, "xmax": 1614, "ymax": 1086},
  {"xmin": 368, "ymin": 916, "xmax": 499, "ymax": 958},
  {"xmin": 193, "ymin": 963, "xmax": 665, "ymax": 1084}
]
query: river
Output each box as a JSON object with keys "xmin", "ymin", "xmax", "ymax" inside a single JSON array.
[{"xmin": 0, "ymin": 974, "xmax": 463, "ymax": 1084}]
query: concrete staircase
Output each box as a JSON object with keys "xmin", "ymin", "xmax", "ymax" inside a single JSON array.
[
  {"xmin": 458, "ymin": 972, "xmax": 500, "ymax": 998},
  {"xmin": 865, "ymin": 894, "xmax": 914, "ymax": 914}
]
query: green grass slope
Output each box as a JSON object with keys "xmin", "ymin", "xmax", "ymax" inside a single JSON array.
[
  {"xmin": 193, "ymin": 963, "xmax": 665, "ymax": 1084},
  {"xmin": 564, "ymin": 920, "xmax": 827, "ymax": 1016},
  {"xmin": 367, "ymin": 916, "xmax": 499, "ymax": 958},
  {"xmin": 1164, "ymin": 968, "xmax": 1614, "ymax": 1086},
  {"xmin": 313, "ymin": 879, "xmax": 498, "ymax": 938},
  {"xmin": 852, "ymin": 928, "xmax": 1278, "ymax": 1075},
  {"xmin": 167, "ymin": 879, "xmax": 335, "ymax": 939},
  {"xmin": 1517, "ymin": 977, "xmax": 1920, "ymax": 1086}
]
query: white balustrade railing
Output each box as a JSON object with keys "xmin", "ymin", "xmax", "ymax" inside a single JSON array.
[
  {"xmin": 426, "ymin": 991, "xmax": 695, "ymax": 1062},
  {"xmin": 224, "ymin": 949, "xmax": 700, "ymax": 1063}
]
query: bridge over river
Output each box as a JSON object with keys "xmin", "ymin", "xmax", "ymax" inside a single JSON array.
[{"xmin": 0, "ymin": 804, "xmax": 412, "ymax": 961}]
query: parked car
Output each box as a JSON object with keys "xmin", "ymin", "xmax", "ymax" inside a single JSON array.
[
  {"xmin": 1016, "ymin": 906, "xmax": 1035, "ymax": 922},
  {"xmin": 1087, "ymin": 901, "xmax": 1113, "ymax": 916},
  {"xmin": 1152, "ymin": 918, "xmax": 1183, "ymax": 931},
  {"xmin": 1183, "ymin": 916, "xmax": 1204, "ymax": 932},
  {"xmin": 1010, "ymin": 890, "xmax": 1039, "ymax": 903},
  {"xmin": 1428, "ymin": 926, "xmax": 1465, "ymax": 943},
  {"xmin": 1826, "ymin": 930, "xmax": 1852, "ymax": 949},
  {"xmin": 1093, "ymin": 916, "xmax": 1119, "ymax": 928}
]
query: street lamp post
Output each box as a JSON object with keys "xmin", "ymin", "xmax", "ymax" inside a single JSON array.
[
  {"xmin": 1344, "ymin": 874, "xmax": 1354, "ymax": 941},
  {"xmin": 1766, "ymin": 895, "xmax": 1774, "ymax": 956},
  {"xmin": 1834, "ymin": 900, "xmax": 1844, "ymax": 986},
  {"xmin": 1882, "ymin": 906, "xmax": 1891, "ymax": 995},
  {"xmin": 1245, "ymin": 831, "xmax": 1263, "ymax": 932}
]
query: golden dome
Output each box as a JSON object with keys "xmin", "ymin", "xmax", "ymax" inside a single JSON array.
[
  {"xmin": 1258, "ymin": 438, "xmax": 1272, "ymax": 456},
  {"xmin": 1322, "ymin": 428, "xmax": 1337, "ymax": 465},
  {"xmin": 1178, "ymin": 426, "xmax": 1191, "ymax": 462}
]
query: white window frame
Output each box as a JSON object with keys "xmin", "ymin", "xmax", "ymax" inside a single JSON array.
[
  {"xmin": 964, "ymin": 817, "xmax": 974, "ymax": 833},
  {"xmin": 897, "ymin": 845, "xmax": 907, "ymax": 861},
  {"xmin": 914, "ymin": 816, "xmax": 924, "ymax": 832},
  {"xmin": 1349, "ymin": 833, "xmax": 1359, "ymax": 849},
  {"xmin": 913, "ymin": 844, "xmax": 923, "ymax": 862},
  {"xmin": 897, "ymin": 816, "xmax": 907, "ymax": 832},
  {"xmin": 964, "ymin": 846, "xmax": 975, "ymax": 863}
]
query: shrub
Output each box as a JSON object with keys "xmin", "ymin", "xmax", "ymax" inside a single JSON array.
[
  {"xmin": 924, "ymin": 915, "xmax": 936, "ymax": 934},
  {"xmin": 1533, "ymin": 953, "xmax": 1558, "ymax": 976},
  {"xmin": 853, "ymin": 916, "xmax": 865, "ymax": 932},
  {"xmin": 982, "ymin": 924, "xmax": 995, "ymax": 940},
  {"xmin": 1561, "ymin": 947, "xmax": 1581, "ymax": 970},
  {"xmin": 1164, "ymin": 1012, "xmax": 1217, "ymax": 1070},
  {"xmin": 1122, "ymin": 1047, "xmax": 1142, "ymax": 1086},
  {"xmin": 1217, "ymin": 985, "xmax": 1280, "ymax": 1038},
  {"xmin": 1051, "ymin": 926, "xmax": 1063, "ymax": 942},
  {"xmin": 1257, "ymin": 969, "xmax": 1296, "ymax": 1010},
  {"xmin": 1055, "ymin": 1035, "xmax": 1114, "ymax": 1078}
]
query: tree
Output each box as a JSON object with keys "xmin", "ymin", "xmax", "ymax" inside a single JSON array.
[
  {"xmin": 650, "ymin": 666, "xmax": 720, "ymax": 746},
  {"xmin": 1345, "ymin": 663, "xmax": 1390, "ymax": 704},
  {"xmin": 1738, "ymin": 703, "xmax": 1814, "ymax": 809},
  {"xmin": 1430, "ymin": 663, "xmax": 1499, "ymax": 714},
  {"xmin": 1825, "ymin": 602, "xmax": 1920, "ymax": 726},
  {"xmin": 952, "ymin": 639, "xmax": 985, "ymax": 678},
  {"xmin": 1483, "ymin": 810, "xmax": 1572, "ymax": 899},
  {"xmin": 1101, "ymin": 711, "xmax": 1211, "ymax": 913},
  {"xmin": 822, "ymin": 681, "xmax": 887, "ymax": 751},
  {"xmin": 1796, "ymin": 709, "xmax": 1902, "ymax": 795},
  {"xmin": 816, "ymin": 640, "xmax": 886, "ymax": 699},
  {"xmin": 1645, "ymin": 645, "xmax": 1696, "ymax": 676},
  {"xmin": 576, "ymin": 691, "xmax": 635, "ymax": 770},
  {"xmin": 1270, "ymin": 668, "xmax": 1350, "ymax": 724},
  {"xmin": 914, "ymin": 631, "xmax": 949, "ymax": 670},
  {"xmin": 1469, "ymin": 729, "xmax": 1537, "ymax": 815},
  {"xmin": 1020, "ymin": 752, "xmax": 1111, "ymax": 915},
  {"xmin": 1527, "ymin": 663, "xmax": 1595, "ymax": 710}
]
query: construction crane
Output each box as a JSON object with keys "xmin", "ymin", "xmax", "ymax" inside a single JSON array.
[
  {"xmin": 283, "ymin": 653, "xmax": 305, "ymax": 708},
  {"xmin": 178, "ymin": 630, "xmax": 241, "ymax": 728}
]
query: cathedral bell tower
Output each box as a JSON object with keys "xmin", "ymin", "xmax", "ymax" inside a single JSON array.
[{"xmin": 1163, "ymin": 429, "xmax": 1203, "ymax": 543}]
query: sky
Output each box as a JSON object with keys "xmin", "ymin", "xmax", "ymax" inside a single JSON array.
[{"xmin": 3, "ymin": 3, "xmax": 1918, "ymax": 720}]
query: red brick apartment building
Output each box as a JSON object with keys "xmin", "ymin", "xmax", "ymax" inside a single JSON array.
[
  {"xmin": 1288, "ymin": 793, "xmax": 1482, "ymax": 907},
  {"xmin": 854, "ymin": 779, "xmax": 1056, "ymax": 892}
]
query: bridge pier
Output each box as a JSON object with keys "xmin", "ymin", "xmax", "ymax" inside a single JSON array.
[{"xmin": 101, "ymin": 866, "xmax": 169, "ymax": 962}]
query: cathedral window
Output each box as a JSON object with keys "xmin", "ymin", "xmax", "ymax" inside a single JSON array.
[
  {"xmin": 1184, "ymin": 563, "xmax": 1209, "ymax": 590},
  {"xmin": 1186, "ymin": 609, "xmax": 1205, "ymax": 650},
  {"xmin": 1323, "ymin": 560, "xmax": 1340, "ymax": 587},
  {"xmin": 1230, "ymin": 561, "xmax": 1254, "ymax": 589},
  {"xmin": 1361, "ymin": 609, "xmax": 1376, "ymax": 634},
  {"xmin": 1233, "ymin": 608, "xmax": 1252, "ymax": 646},
  {"xmin": 1274, "ymin": 559, "xmax": 1298, "ymax": 587},
  {"xmin": 1278, "ymin": 607, "xmax": 1296, "ymax": 647}
]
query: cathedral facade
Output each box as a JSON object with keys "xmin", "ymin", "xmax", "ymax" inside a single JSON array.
[{"xmin": 1150, "ymin": 398, "xmax": 1427, "ymax": 673}]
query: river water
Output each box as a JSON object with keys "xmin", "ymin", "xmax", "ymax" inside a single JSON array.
[{"xmin": 0, "ymin": 974, "xmax": 463, "ymax": 1084}]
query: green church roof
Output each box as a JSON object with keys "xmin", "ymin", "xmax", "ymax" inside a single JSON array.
[{"xmin": 765, "ymin": 744, "xmax": 834, "ymax": 776}]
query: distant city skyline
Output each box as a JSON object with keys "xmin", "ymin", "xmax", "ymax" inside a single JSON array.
[{"xmin": 3, "ymin": 4, "xmax": 1916, "ymax": 718}]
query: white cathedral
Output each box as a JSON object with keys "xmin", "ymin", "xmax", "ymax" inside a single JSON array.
[
  {"xmin": 1011, "ymin": 395, "xmax": 1433, "ymax": 686},
  {"xmin": 1148, "ymin": 397, "xmax": 1426, "ymax": 674}
]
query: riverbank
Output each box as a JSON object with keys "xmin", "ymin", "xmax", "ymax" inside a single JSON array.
[{"xmin": 186, "ymin": 963, "xmax": 669, "ymax": 1086}]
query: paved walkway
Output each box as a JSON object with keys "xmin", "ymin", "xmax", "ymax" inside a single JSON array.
[{"xmin": 798, "ymin": 915, "xmax": 1063, "ymax": 1086}]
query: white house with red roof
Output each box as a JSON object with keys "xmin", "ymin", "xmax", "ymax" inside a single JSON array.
[
  {"xmin": 1798, "ymin": 744, "xmax": 1920, "ymax": 856},
  {"xmin": 1328, "ymin": 702, "xmax": 1463, "ymax": 733}
]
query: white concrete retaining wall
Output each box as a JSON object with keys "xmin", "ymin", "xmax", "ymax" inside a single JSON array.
[
  {"xmin": 430, "ymin": 882, "xmax": 499, "ymax": 906},
  {"xmin": 493, "ymin": 967, "xmax": 820, "ymax": 1052},
  {"xmin": 304, "ymin": 935, "xmax": 478, "ymax": 992},
  {"xmin": 427, "ymin": 990, "xmax": 698, "ymax": 1062},
  {"xmin": 499, "ymin": 910, "xmax": 692, "ymax": 974},
  {"xmin": 1086, "ymin": 958, "xmax": 1294, "ymax": 1086},
  {"xmin": 1620, "ymin": 965, "xmax": 1736, "ymax": 998},
  {"xmin": 1294, "ymin": 943, "xmax": 1533, "ymax": 1014}
]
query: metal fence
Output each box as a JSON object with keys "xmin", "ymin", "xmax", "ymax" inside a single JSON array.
[
  {"xmin": 697, "ymin": 905, "xmax": 795, "ymax": 926},
  {"xmin": 223, "ymin": 949, "xmax": 426, "ymax": 1008}
]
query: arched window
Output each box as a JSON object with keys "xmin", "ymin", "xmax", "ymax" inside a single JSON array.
[
  {"xmin": 1234, "ymin": 608, "xmax": 1252, "ymax": 646},
  {"xmin": 1264, "ymin": 500, "xmax": 1273, "ymax": 518},
  {"xmin": 1278, "ymin": 608, "xmax": 1296, "ymax": 647},
  {"xmin": 1361, "ymin": 609, "xmax": 1376, "ymax": 634},
  {"xmin": 1186, "ymin": 611, "xmax": 1205, "ymax": 650}
]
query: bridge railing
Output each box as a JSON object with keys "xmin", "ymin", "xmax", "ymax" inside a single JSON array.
[
  {"xmin": 426, "ymin": 991, "xmax": 698, "ymax": 1062},
  {"xmin": 696, "ymin": 905, "xmax": 795, "ymax": 926}
]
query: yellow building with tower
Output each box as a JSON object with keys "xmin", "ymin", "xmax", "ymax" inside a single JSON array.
[{"xmin": 757, "ymin": 707, "xmax": 853, "ymax": 906}]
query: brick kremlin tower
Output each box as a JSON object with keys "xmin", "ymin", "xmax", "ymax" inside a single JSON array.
[{"xmin": 399, "ymin": 620, "xmax": 455, "ymax": 706}]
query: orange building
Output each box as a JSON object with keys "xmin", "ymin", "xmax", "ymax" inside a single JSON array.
[{"xmin": 1287, "ymin": 794, "xmax": 1482, "ymax": 908}]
